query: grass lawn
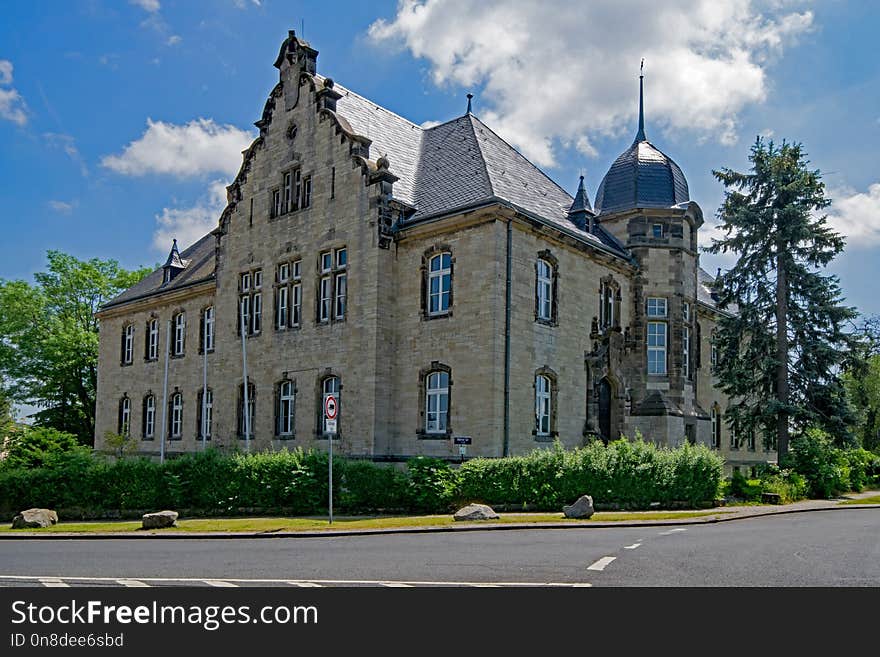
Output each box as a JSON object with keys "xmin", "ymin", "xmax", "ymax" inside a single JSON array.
[
  {"xmin": 840, "ymin": 494, "xmax": 880, "ymax": 505},
  {"xmin": 0, "ymin": 509, "xmax": 731, "ymax": 534}
]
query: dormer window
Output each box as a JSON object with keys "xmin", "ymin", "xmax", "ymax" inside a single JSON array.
[
  {"xmin": 161, "ymin": 239, "xmax": 189, "ymax": 284},
  {"xmin": 652, "ymin": 224, "xmax": 663, "ymax": 239}
]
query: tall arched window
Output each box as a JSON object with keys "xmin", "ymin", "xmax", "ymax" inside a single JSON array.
[
  {"xmin": 425, "ymin": 371, "xmax": 449, "ymax": 434},
  {"xmin": 173, "ymin": 312, "xmax": 186, "ymax": 356},
  {"xmin": 535, "ymin": 375, "xmax": 551, "ymax": 436},
  {"xmin": 169, "ymin": 392, "xmax": 183, "ymax": 439},
  {"xmin": 711, "ymin": 405, "xmax": 721, "ymax": 449},
  {"xmin": 121, "ymin": 325, "xmax": 134, "ymax": 365},
  {"xmin": 536, "ymin": 259, "xmax": 553, "ymax": 321},
  {"xmin": 118, "ymin": 396, "xmax": 131, "ymax": 436},
  {"xmin": 142, "ymin": 394, "xmax": 155, "ymax": 440},
  {"xmin": 238, "ymin": 381, "xmax": 256, "ymax": 439},
  {"xmin": 428, "ymin": 252, "xmax": 452, "ymax": 316},
  {"xmin": 277, "ymin": 379, "xmax": 296, "ymax": 437}
]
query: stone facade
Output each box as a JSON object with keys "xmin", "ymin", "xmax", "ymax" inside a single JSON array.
[{"xmin": 94, "ymin": 30, "xmax": 776, "ymax": 474}]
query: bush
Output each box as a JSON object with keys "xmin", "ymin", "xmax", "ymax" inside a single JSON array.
[
  {"xmin": 789, "ymin": 428, "xmax": 851, "ymax": 498},
  {"xmin": 406, "ymin": 457, "xmax": 459, "ymax": 513},
  {"xmin": 0, "ymin": 426, "xmax": 87, "ymax": 470}
]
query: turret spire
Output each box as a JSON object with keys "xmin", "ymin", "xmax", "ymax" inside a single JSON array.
[
  {"xmin": 466, "ymin": 93, "xmax": 473, "ymax": 114},
  {"xmin": 635, "ymin": 58, "xmax": 646, "ymax": 143}
]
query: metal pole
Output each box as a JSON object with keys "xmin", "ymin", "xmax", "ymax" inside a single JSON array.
[
  {"xmin": 240, "ymin": 300, "xmax": 250, "ymax": 453},
  {"xmin": 328, "ymin": 414, "xmax": 333, "ymax": 524},
  {"xmin": 202, "ymin": 311, "xmax": 208, "ymax": 450},
  {"xmin": 159, "ymin": 319, "xmax": 171, "ymax": 464}
]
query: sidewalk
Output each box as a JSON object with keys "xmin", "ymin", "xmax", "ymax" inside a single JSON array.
[{"xmin": 2, "ymin": 490, "xmax": 878, "ymax": 540}]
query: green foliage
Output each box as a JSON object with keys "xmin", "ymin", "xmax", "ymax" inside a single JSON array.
[
  {"xmin": 406, "ymin": 457, "xmax": 460, "ymax": 513},
  {"xmin": 843, "ymin": 350, "xmax": 880, "ymax": 452},
  {"xmin": 338, "ymin": 460, "xmax": 409, "ymax": 513},
  {"xmin": 788, "ymin": 428, "xmax": 855, "ymax": 498},
  {"xmin": 0, "ymin": 425, "xmax": 87, "ymax": 469},
  {"xmin": 707, "ymin": 138, "xmax": 858, "ymax": 459},
  {"xmin": 0, "ymin": 251, "xmax": 151, "ymax": 444}
]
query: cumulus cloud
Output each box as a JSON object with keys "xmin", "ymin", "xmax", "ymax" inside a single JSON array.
[
  {"xmin": 369, "ymin": 0, "xmax": 813, "ymax": 167},
  {"xmin": 130, "ymin": 0, "xmax": 160, "ymax": 12},
  {"xmin": 828, "ymin": 183, "xmax": 880, "ymax": 248},
  {"xmin": 101, "ymin": 118, "xmax": 254, "ymax": 179},
  {"xmin": 152, "ymin": 180, "xmax": 228, "ymax": 252},
  {"xmin": 0, "ymin": 59, "xmax": 27, "ymax": 126}
]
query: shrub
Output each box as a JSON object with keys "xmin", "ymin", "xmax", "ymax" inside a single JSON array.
[
  {"xmin": 339, "ymin": 460, "xmax": 409, "ymax": 513},
  {"xmin": 406, "ymin": 457, "xmax": 459, "ymax": 513},
  {"xmin": 789, "ymin": 428, "xmax": 851, "ymax": 498},
  {"xmin": 0, "ymin": 426, "xmax": 87, "ymax": 470}
]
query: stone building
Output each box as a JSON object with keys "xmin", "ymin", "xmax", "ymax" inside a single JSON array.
[{"xmin": 95, "ymin": 30, "xmax": 775, "ymax": 473}]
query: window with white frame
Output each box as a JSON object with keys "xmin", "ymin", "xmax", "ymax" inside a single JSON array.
[
  {"xmin": 711, "ymin": 344, "xmax": 719, "ymax": 369},
  {"xmin": 428, "ymin": 252, "xmax": 452, "ymax": 316},
  {"xmin": 536, "ymin": 258, "xmax": 553, "ymax": 322},
  {"xmin": 271, "ymin": 188, "xmax": 282, "ymax": 218},
  {"xmin": 301, "ymin": 175, "xmax": 312, "ymax": 209},
  {"xmin": 201, "ymin": 306, "xmax": 214, "ymax": 353},
  {"xmin": 683, "ymin": 302, "xmax": 691, "ymax": 379},
  {"xmin": 146, "ymin": 318, "xmax": 159, "ymax": 361},
  {"xmin": 283, "ymin": 171, "xmax": 293, "ymax": 214},
  {"xmin": 121, "ymin": 325, "xmax": 133, "ymax": 365},
  {"xmin": 318, "ymin": 248, "xmax": 347, "ymax": 323},
  {"xmin": 599, "ymin": 280, "xmax": 620, "ymax": 330},
  {"xmin": 118, "ymin": 396, "xmax": 131, "ymax": 436},
  {"xmin": 646, "ymin": 297, "xmax": 667, "ymax": 318},
  {"xmin": 173, "ymin": 312, "xmax": 186, "ymax": 356},
  {"xmin": 647, "ymin": 321, "xmax": 667, "ymax": 375},
  {"xmin": 238, "ymin": 382, "xmax": 256, "ymax": 439},
  {"xmin": 239, "ymin": 269, "xmax": 262, "ymax": 336},
  {"xmin": 277, "ymin": 380, "xmax": 295, "ymax": 437},
  {"xmin": 711, "ymin": 406, "xmax": 720, "ymax": 449},
  {"xmin": 143, "ymin": 394, "xmax": 155, "ymax": 440},
  {"xmin": 535, "ymin": 375, "xmax": 551, "ymax": 436},
  {"xmin": 425, "ymin": 371, "xmax": 449, "ymax": 434},
  {"xmin": 170, "ymin": 392, "xmax": 183, "ymax": 439},
  {"xmin": 198, "ymin": 389, "xmax": 213, "ymax": 440}
]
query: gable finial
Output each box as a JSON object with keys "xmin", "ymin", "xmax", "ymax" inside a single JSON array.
[
  {"xmin": 635, "ymin": 58, "xmax": 646, "ymax": 142},
  {"xmin": 466, "ymin": 93, "xmax": 473, "ymax": 114}
]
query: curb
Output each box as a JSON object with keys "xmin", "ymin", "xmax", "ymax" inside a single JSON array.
[{"xmin": 1, "ymin": 503, "xmax": 877, "ymax": 540}]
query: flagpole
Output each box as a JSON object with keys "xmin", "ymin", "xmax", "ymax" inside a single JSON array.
[
  {"xmin": 202, "ymin": 310, "xmax": 208, "ymax": 450},
  {"xmin": 159, "ymin": 319, "xmax": 171, "ymax": 464},
  {"xmin": 240, "ymin": 299, "xmax": 250, "ymax": 453}
]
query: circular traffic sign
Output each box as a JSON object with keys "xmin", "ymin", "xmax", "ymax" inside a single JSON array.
[{"xmin": 324, "ymin": 395, "xmax": 338, "ymax": 420}]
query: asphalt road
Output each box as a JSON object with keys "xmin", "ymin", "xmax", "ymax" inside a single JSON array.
[{"xmin": 0, "ymin": 509, "xmax": 878, "ymax": 587}]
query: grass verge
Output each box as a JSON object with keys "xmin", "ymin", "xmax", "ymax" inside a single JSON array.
[
  {"xmin": 840, "ymin": 494, "xmax": 880, "ymax": 505},
  {"xmin": 0, "ymin": 510, "xmax": 731, "ymax": 534}
]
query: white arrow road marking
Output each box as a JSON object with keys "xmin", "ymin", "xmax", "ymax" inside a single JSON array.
[
  {"xmin": 587, "ymin": 556, "xmax": 617, "ymax": 571},
  {"xmin": 38, "ymin": 578, "xmax": 69, "ymax": 588},
  {"xmin": 623, "ymin": 543, "xmax": 642, "ymax": 550},
  {"xmin": 658, "ymin": 528, "xmax": 688, "ymax": 536},
  {"xmin": 116, "ymin": 579, "xmax": 150, "ymax": 587},
  {"xmin": 203, "ymin": 580, "xmax": 238, "ymax": 587}
]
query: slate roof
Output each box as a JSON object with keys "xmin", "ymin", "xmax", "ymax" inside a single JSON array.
[
  {"xmin": 102, "ymin": 233, "xmax": 216, "ymax": 310},
  {"xmin": 594, "ymin": 138, "xmax": 689, "ymax": 215},
  {"xmin": 697, "ymin": 266, "xmax": 737, "ymax": 315}
]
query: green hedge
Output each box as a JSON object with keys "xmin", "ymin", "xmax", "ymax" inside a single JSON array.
[{"xmin": 0, "ymin": 440, "xmax": 724, "ymax": 518}]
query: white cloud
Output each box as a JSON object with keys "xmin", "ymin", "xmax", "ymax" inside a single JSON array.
[
  {"xmin": 44, "ymin": 133, "xmax": 89, "ymax": 176},
  {"xmin": 130, "ymin": 0, "xmax": 160, "ymax": 12},
  {"xmin": 0, "ymin": 59, "xmax": 27, "ymax": 126},
  {"xmin": 369, "ymin": 0, "xmax": 813, "ymax": 167},
  {"xmin": 48, "ymin": 200, "xmax": 76, "ymax": 214},
  {"xmin": 101, "ymin": 118, "xmax": 254, "ymax": 179},
  {"xmin": 828, "ymin": 183, "xmax": 880, "ymax": 248},
  {"xmin": 167, "ymin": 35, "xmax": 182, "ymax": 46},
  {"xmin": 233, "ymin": 0, "xmax": 262, "ymax": 7},
  {"xmin": 153, "ymin": 181, "xmax": 228, "ymax": 252}
]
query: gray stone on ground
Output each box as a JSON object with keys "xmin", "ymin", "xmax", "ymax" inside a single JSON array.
[
  {"xmin": 11, "ymin": 508, "xmax": 58, "ymax": 529},
  {"xmin": 453, "ymin": 503, "xmax": 499, "ymax": 521},
  {"xmin": 142, "ymin": 510, "xmax": 178, "ymax": 529},
  {"xmin": 562, "ymin": 495, "xmax": 595, "ymax": 519}
]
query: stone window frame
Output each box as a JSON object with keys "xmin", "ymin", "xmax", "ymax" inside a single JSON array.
[
  {"xmin": 682, "ymin": 301, "xmax": 692, "ymax": 381},
  {"xmin": 315, "ymin": 247, "xmax": 347, "ymax": 326},
  {"xmin": 198, "ymin": 304, "xmax": 215, "ymax": 354},
  {"xmin": 647, "ymin": 320, "xmax": 668, "ymax": 376},
  {"xmin": 120, "ymin": 323, "xmax": 134, "ymax": 367},
  {"xmin": 168, "ymin": 389, "xmax": 184, "ymax": 441},
  {"xmin": 532, "ymin": 366, "xmax": 559, "ymax": 441},
  {"xmin": 196, "ymin": 387, "xmax": 213, "ymax": 441},
  {"xmin": 274, "ymin": 257, "xmax": 303, "ymax": 331},
  {"xmin": 142, "ymin": 392, "xmax": 156, "ymax": 441},
  {"xmin": 144, "ymin": 315, "xmax": 160, "ymax": 362},
  {"xmin": 171, "ymin": 310, "xmax": 186, "ymax": 358},
  {"xmin": 420, "ymin": 245, "xmax": 454, "ymax": 320},
  {"xmin": 238, "ymin": 268, "xmax": 263, "ymax": 337},
  {"xmin": 315, "ymin": 370, "xmax": 342, "ymax": 440},
  {"xmin": 534, "ymin": 250, "xmax": 559, "ymax": 327},
  {"xmin": 598, "ymin": 275, "xmax": 622, "ymax": 331},
  {"xmin": 710, "ymin": 403, "xmax": 721, "ymax": 450},
  {"xmin": 270, "ymin": 187, "xmax": 283, "ymax": 219},
  {"xmin": 417, "ymin": 362, "xmax": 453, "ymax": 439},
  {"xmin": 117, "ymin": 394, "xmax": 131, "ymax": 436},
  {"xmin": 274, "ymin": 376, "xmax": 298, "ymax": 440},
  {"xmin": 237, "ymin": 379, "xmax": 257, "ymax": 440}
]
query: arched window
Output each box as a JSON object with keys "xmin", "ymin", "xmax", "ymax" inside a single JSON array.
[
  {"xmin": 118, "ymin": 396, "xmax": 131, "ymax": 436},
  {"xmin": 276, "ymin": 379, "xmax": 296, "ymax": 437},
  {"xmin": 197, "ymin": 388, "xmax": 213, "ymax": 440},
  {"xmin": 536, "ymin": 259, "xmax": 553, "ymax": 321},
  {"xmin": 599, "ymin": 278, "xmax": 621, "ymax": 330},
  {"xmin": 238, "ymin": 381, "xmax": 256, "ymax": 439},
  {"xmin": 427, "ymin": 252, "xmax": 452, "ymax": 316},
  {"xmin": 143, "ymin": 394, "xmax": 156, "ymax": 440},
  {"xmin": 535, "ymin": 375, "xmax": 551, "ymax": 436},
  {"xmin": 710, "ymin": 405, "xmax": 721, "ymax": 449},
  {"xmin": 425, "ymin": 370, "xmax": 449, "ymax": 434},
  {"xmin": 173, "ymin": 312, "xmax": 186, "ymax": 356},
  {"xmin": 169, "ymin": 392, "xmax": 183, "ymax": 439},
  {"xmin": 146, "ymin": 318, "xmax": 159, "ymax": 361},
  {"xmin": 121, "ymin": 325, "xmax": 134, "ymax": 365}
]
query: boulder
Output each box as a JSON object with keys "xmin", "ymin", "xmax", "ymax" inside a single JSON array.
[
  {"xmin": 453, "ymin": 503, "xmax": 499, "ymax": 521},
  {"xmin": 11, "ymin": 508, "xmax": 58, "ymax": 529},
  {"xmin": 142, "ymin": 510, "xmax": 178, "ymax": 529},
  {"xmin": 562, "ymin": 495, "xmax": 595, "ymax": 519}
]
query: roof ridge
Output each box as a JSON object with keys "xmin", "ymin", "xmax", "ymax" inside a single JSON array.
[
  {"xmin": 319, "ymin": 75, "xmax": 423, "ymax": 131},
  {"xmin": 467, "ymin": 113, "xmax": 573, "ymax": 203},
  {"xmin": 465, "ymin": 114, "xmax": 494, "ymax": 197}
]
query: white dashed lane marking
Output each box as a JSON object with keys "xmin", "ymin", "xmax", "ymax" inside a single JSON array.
[
  {"xmin": 286, "ymin": 581, "xmax": 322, "ymax": 587},
  {"xmin": 587, "ymin": 556, "xmax": 617, "ymax": 571},
  {"xmin": 38, "ymin": 578, "xmax": 69, "ymax": 588},
  {"xmin": 623, "ymin": 543, "xmax": 642, "ymax": 550},
  {"xmin": 116, "ymin": 579, "xmax": 150, "ymax": 587},
  {"xmin": 203, "ymin": 580, "xmax": 238, "ymax": 587},
  {"xmin": 658, "ymin": 528, "xmax": 688, "ymax": 536}
]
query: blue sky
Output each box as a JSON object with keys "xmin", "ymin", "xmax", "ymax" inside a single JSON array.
[{"xmin": 1, "ymin": 0, "xmax": 878, "ymax": 317}]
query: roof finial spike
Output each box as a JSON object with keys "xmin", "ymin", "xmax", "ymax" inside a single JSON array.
[
  {"xmin": 635, "ymin": 58, "xmax": 646, "ymax": 143},
  {"xmin": 466, "ymin": 93, "xmax": 473, "ymax": 115}
]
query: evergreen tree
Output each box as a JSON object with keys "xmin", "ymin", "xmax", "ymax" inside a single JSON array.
[{"xmin": 706, "ymin": 138, "xmax": 857, "ymax": 463}]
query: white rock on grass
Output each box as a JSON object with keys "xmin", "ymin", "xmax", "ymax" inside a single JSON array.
[
  {"xmin": 562, "ymin": 495, "xmax": 595, "ymax": 519},
  {"xmin": 11, "ymin": 508, "xmax": 58, "ymax": 529},
  {"xmin": 453, "ymin": 503, "xmax": 499, "ymax": 521},
  {"xmin": 142, "ymin": 510, "xmax": 178, "ymax": 529}
]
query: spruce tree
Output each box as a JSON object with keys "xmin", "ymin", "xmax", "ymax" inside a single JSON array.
[{"xmin": 706, "ymin": 138, "xmax": 857, "ymax": 463}]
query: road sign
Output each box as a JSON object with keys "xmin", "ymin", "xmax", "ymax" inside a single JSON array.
[
  {"xmin": 325, "ymin": 418, "xmax": 337, "ymax": 433},
  {"xmin": 324, "ymin": 394, "xmax": 338, "ymax": 420},
  {"xmin": 453, "ymin": 436, "xmax": 472, "ymax": 445}
]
